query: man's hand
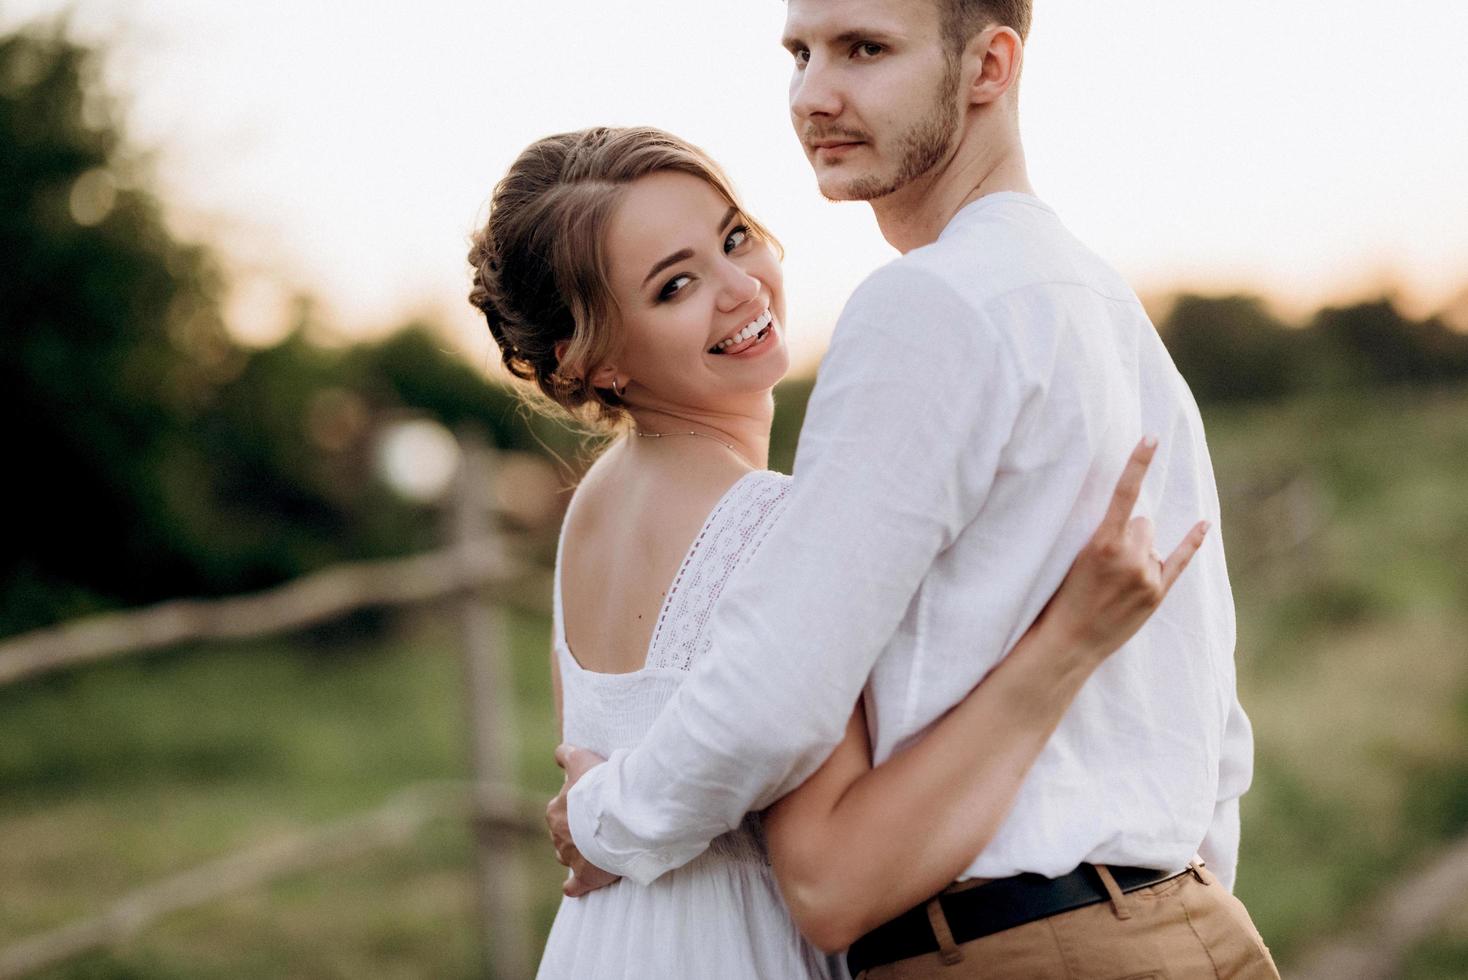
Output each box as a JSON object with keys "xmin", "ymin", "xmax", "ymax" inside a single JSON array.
[{"xmin": 546, "ymin": 744, "xmax": 621, "ymax": 897}]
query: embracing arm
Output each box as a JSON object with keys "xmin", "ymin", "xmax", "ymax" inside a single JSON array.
[
  {"xmin": 554, "ymin": 268, "xmax": 1021, "ymax": 886},
  {"xmin": 764, "ymin": 439, "xmax": 1210, "ymax": 952}
]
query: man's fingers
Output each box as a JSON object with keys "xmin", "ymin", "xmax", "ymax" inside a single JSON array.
[
  {"xmin": 1099, "ymin": 437, "xmax": 1158, "ymax": 538},
  {"xmin": 563, "ymin": 873, "xmax": 593, "ymax": 898},
  {"xmin": 1160, "ymin": 520, "xmax": 1211, "ymax": 590},
  {"xmin": 554, "ymin": 744, "xmax": 575, "ymax": 770}
]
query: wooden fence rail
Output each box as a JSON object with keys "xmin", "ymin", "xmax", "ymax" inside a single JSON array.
[{"xmin": 0, "ymin": 534, "xmax": 527, "ymax": 687}]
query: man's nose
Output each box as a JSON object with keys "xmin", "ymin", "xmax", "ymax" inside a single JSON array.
[{"xmin": 790, "ymin": 58, "xmax": 842, "ymax": 121}]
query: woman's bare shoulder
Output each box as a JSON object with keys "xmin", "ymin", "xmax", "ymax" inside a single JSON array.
[{"xmin": 568, "ymin": 444, "xmax": 753, "ymax": 542}]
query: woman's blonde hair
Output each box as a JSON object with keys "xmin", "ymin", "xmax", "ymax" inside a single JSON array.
[{"xmin": 467, "ymin": 126, "xmax": 780, "ymax": 428}]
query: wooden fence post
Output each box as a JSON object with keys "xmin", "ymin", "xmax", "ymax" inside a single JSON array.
[{"xmin": 452, "ymin": 432, "xmax": 531, "ymax": 979}]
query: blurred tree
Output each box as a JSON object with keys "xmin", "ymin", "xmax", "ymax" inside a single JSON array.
[
  {"xmin": 1158, "ymin": 295, "xmax": 1302, "ymax": 403},
  {"xmin": 0, "ymin": 25, "xmax": 238, "ymax": 629},
  {"xmin": 1303, "ymin": 300, "xmax": 1468, "ymax": 390},
  {"xmin": 1160, "ymin": 293, "xmax": 1468, "ymax": 405}
]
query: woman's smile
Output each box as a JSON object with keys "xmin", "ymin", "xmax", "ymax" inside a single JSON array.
[{"xmin": 709, "ymin": 309, "xmax": 778, "ymax": 356}]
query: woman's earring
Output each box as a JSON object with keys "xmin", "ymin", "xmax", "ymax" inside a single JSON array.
[{"xmin": 611, "ymin": 377, "xmax": 628, "ymax": 400}]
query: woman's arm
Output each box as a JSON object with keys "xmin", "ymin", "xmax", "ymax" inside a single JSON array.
[{"xmin": 762, "ymin": 438, "xmax": 1210, "ymax": 953}]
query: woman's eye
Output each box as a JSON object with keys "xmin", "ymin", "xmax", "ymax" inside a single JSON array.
[
  {"xmin": 659, "ymin": 274, "xmax": 692, "ymax": 301},
  {"xmin": 724, "ymin": 226, "xmax": 750, "ymax": 253}
]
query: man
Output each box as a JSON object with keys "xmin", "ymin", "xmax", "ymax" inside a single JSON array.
[{"xmin": 548, "ymin": 1, "xmax": 1279, "ymax": 976}]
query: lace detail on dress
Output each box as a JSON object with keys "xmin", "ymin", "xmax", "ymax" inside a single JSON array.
[{"xmin": 645, "ymin": 472, "xmax": 792, "ymax": 672}]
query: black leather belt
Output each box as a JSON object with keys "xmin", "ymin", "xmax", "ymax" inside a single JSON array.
[{"xmin": 845, "ymin": 864, "xmax": 1189, "ymax": 978}]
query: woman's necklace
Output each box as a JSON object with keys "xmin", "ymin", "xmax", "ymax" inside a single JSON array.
[{"xmin": 634, "ymin": 428, "xmax": 753, "ymax": 467}]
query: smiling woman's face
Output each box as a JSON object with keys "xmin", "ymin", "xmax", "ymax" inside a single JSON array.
[{"xmin": 600, "ymin": 170, "xmax": 790, "ymax": 414}]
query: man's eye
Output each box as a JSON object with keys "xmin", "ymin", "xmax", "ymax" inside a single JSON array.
[
  {"xmin": 725, "ymin": 226, "xmax": 750, "ymax": 253},
  {"xmin": 659, "ymin": 274, "xmax": 692, "ymax": 301},
  {"xmin": 854, "ymin": 42, "xmax": 883, "ymax": 58},
  {"xmin": 791, "ymin": 47, "xmax": 810, "ymax": 67}
]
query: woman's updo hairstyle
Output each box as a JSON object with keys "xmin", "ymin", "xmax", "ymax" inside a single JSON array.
[{"xmin": 468, "ymin": 126, "xmax": 780, "ymax": 428}]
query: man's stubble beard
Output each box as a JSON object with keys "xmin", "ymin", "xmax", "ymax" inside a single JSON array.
[{"xmin": 826, "ymin": 57, "xmax": 962, "ymax": 203}]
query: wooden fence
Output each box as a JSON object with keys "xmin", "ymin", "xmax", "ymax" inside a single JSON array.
[{"xmin": 0, "ymin": 436, "xmax": 546, "ymax": 979}]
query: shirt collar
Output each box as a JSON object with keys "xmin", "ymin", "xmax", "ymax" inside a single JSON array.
[{"xmin": 940, "ymin": 191, "xmax": 1055, "ymax": 241}]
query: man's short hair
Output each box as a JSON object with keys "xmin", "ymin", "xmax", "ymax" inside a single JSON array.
[{"xmin": 940, "ymin": 0, "xmax": 1032, "ymax": 53}]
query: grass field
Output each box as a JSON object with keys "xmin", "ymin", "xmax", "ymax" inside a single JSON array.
[{"xmin": 2, "ymin": 385, "xmax": 1466, "ymax": 977}]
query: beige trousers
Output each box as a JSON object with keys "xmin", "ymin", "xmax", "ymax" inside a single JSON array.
[{"xmin": 855, "ymin": 864, "xmax": 1281, "ymax": 980}]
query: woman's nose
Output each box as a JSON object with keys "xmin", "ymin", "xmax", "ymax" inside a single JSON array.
[{"xmin": 716, "ymin": 262, "xmax": 761, "ymax": 311}]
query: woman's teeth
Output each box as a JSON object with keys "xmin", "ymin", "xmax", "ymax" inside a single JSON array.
[{"xmin": 711, "ymin": 310, "xmax": 774, "ymax": 354}]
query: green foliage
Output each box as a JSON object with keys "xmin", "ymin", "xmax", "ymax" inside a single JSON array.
[
  {"xmin": 1, "ymin": 25, "xmax": 232, "ymax": 625},
  {"xmin": 1158, "ymin": 294, "xmax": 1468, "ymax": 405},
  {"xmin": 1159, "ymin": 295, "xmax": 1302, "ymax": 402},
  {"xmin": 1403, "ymin": 929, "xmax": 1468, "ymax": 980},
  {"xmin": 769, "ymin": 374, "xmax": 815, "ymax": 474},
  {"xmin": 1203, "ymin": 387, "xmax": 1468, "ymax": 960}
]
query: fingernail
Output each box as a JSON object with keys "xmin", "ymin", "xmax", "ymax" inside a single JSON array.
[
  {"xmin": 1201, "ymin": 521, "xmax": 1212, "ymax": 535},
  {"xmin": 1142, "ymin": 434, "xmax": 1158, "ymax": 449}
]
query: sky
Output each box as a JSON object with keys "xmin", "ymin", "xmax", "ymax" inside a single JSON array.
[{"xmin": 7, "ymin": 0, "xmax": 1468, "ymax": 372}]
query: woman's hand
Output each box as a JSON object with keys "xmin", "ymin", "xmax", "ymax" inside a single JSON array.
[{"xmin": 1036, "ymin": 436, "xmax": 1211, "ymax": 664}]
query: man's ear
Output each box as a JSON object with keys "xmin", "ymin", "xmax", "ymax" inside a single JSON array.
[{"xmin": 964, "ymin": 25, "xmax": 1023, "ymax": 107}]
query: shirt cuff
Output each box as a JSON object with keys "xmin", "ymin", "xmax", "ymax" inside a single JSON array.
[
  {"xmin": 565, "ymin": 753, "xmax": 674, "ymax": 887},
  {"xmin": 566, "ymin": 762, "xmax": 616, "ymax": 871}
]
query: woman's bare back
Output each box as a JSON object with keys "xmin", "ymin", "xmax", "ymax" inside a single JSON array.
[{"xmin": 559, "ymin": 442, "xmax": 753, "ymax": 675}]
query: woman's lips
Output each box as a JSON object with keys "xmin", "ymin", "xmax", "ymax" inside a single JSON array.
[{"xmin": 718, "ymin": 322, "xmax": 776, "ymax": 358}]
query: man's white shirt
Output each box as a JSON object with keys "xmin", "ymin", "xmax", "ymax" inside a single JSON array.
[{"xmin": 567, "ymin": 191, "xmax": 1253, "ymax": 892}]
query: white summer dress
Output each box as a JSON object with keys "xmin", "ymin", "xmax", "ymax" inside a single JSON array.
[{"xmin": 536, "ymin": 469, "xmax": 839, "ymax": 980}]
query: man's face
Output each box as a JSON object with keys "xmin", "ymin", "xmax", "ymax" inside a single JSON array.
[{"xmin": 783, "ymin": 0, "xmax": 962, "ymax": 202}]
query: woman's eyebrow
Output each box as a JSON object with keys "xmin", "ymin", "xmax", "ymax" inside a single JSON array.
[{"xmin": 641, "ymin": 207, "xmax": 740, "ymax": 287}]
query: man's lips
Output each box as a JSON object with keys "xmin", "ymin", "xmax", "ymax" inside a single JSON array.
[{"xmin": 809, "ymin": 141, "xmax": 865, "ymax": 162}]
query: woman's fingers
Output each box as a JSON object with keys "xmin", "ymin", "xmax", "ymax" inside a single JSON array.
[
  {"xmin": 1099, "ymin": 436, "xmax": 1158, "ymax": 539},
  {"xmin": 1126, "ymin": 514, "xmax": 1156, "ymax": 553},
  {"xmin": 1160, "ymin": 521, "xmax": 1212, "ymax": 590}
]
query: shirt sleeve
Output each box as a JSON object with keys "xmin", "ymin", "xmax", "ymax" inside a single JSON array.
[
  {"xmin": 1198, "ymin": 692, "xmax": 1254, "ymax": 892},
  {"xmin": 566, "ymin": 263, "xmax": 1026, "ymax": 885}
]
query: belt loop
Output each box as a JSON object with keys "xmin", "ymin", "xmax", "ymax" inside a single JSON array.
[
  {"xmin": 925, "ymin": 896, "xmax": 966, "ymax": 966},
  {"xmin": 1188, "ymin": 858, "xmax": 1211, "ymax": 885},
  {"xmin": 1093, "ymin": 864, "xmax": 1135, "ymax": 920}
]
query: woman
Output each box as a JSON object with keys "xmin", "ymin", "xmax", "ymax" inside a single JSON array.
[{"xmin": 466, "ymin": 127, "xmax": 1208, "ymax": 979}]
